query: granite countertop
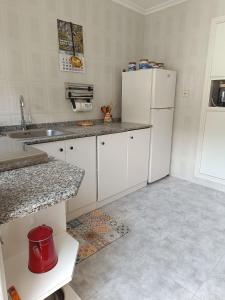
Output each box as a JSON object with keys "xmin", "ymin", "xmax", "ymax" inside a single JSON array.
[
  {"xmin": 19, "ymin": 122, "xmax": 152, "ymax": 145},
  {"xmin": 0, "ymin": 159, "xmax": 84, "ymax": 225},
  {"xmin": 0, "ymin": 121, "xmax": 150, "ymax": 225},
  {"xmin": 0, "ymin": 136, "xmax": 48, "ymax": 171}
]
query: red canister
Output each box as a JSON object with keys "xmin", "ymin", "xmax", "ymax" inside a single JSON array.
[{"xmin": 27, "ymin": 225, "xmax": 58, "ymax": 273}]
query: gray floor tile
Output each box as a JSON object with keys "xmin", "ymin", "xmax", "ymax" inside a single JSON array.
[
  {"xmin": 194, "ymin": 276, "xmax": 225, "ymax": 300},
  {"xmin": 72, "ymin": 176, "xmax": 225, "ymax": 300},
  {"xmin": 90, "ymin": 274, "xmax": 195, "ymax": 300}
]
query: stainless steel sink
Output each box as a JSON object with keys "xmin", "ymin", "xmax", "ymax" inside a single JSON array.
[{"xmin": 7, "ymin": 129, "xmax": 65, "ymax": 139}]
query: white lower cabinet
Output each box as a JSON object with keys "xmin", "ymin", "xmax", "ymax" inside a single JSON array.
[
  {"xmin": 34, "ymin": 140, "xmax": 66, "ymax": 161},
  {"xmin": 65, "ymin": 137, "xmax": 96, "ymax": 212},
  {"xmin": 127, "ymin": 129, "xmax": 150, "ymax": 188},
  {"xmin": 97, "ymin": 132, "xmax": 128, "ymax": 201},
  {"xmin": 97, "ymin": 129, "xmax": 150, "ymax": 202},
  {"xmin": 34, "ymin": 128, "xmax": 150, "ymax": 211},
  {"xmin": 34, "ymin": 137, "xmax": 97, "ymax": 213}
]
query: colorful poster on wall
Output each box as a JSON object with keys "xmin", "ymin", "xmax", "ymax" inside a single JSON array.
[{"xmin": 57, "ymin": 19, "xmax": 85, "ymax": 73}]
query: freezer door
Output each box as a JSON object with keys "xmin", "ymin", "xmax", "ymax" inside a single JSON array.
[
  {"xmin": 122, "ymin": 70, "xmax": 152, "ymax": 124},
  {"xmin": 151, "ymin": 69, "xmax": 176, "ymax": 108},
  {"xmin": 148, "ymin": 108, "xmax": 174, "ymax": 183}
]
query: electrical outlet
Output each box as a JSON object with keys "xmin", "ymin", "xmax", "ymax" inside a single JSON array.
[{"xmin": 183, "ymin": 90, "xmax": 190, "ymax": 97}]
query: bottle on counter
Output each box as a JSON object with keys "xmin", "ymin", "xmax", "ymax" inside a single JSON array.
[{"xmin": 128, "ymin": 62, "xmax": 137, "ymax": 71}]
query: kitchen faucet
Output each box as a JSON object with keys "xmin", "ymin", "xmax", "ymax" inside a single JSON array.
[{"xmin": 19, "ymin": 95, "xmax": 26, "ymax": 131}]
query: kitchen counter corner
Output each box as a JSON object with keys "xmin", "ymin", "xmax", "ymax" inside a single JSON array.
[{"xmin": 0, "ymin": 159, "xmax": 85, "ymax": 225}]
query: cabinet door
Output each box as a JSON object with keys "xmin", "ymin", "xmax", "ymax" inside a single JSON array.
[
  {"xmin": 33, "ymin": 141, "xmax": 66, "ymax": 161},
  {"xmin": 200, "ymin": 112, "xmax": 225, "ymax": 180},
  {"xmin": 127, "ymin": 129, "xmax": 150, "ymax": 188},
  {"xmin": 211, "ymin": 21, "xmax": 225, "ymax": 77},
  {"xmin": 65, "ymin": 137, "xmax": 96, "ymax": 212},
  {"xmin": 97, "ymin": 132, "xmax": 128, "ymax": 201}
]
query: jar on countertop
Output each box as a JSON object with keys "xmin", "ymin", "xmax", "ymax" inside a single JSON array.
[{"xmin": 139, "ymin": 59, "xmax": 150, "ymax": 70}]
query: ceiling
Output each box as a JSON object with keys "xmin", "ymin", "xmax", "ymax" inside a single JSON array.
[{"xmin": 112, "ymin": 0, "xmax": 188, "ymax": 15}]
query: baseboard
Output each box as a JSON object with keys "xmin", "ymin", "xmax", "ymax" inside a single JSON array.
[
  {"xmin": 171, "ymin": 172, "xmax": 225, "ymax": 193},
  {"xmin": 66, "ymin": 202, "xmax": 97, "ymax": 221},
  {"xmin": 97, "ymin": 181, "xmax": 147, "ymax": 207},
  {"xmin": 66, "ymin": 181, "xmax": 147, "ymax": 220}
]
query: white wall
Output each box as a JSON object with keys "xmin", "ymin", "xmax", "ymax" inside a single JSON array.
[
  {"xmin": 144, "ymin": 0, "xmax": 225, "ymax": 184},
  {"xmin": 0, "ymin": 0, "xmax": 144, "ymax": 125}
]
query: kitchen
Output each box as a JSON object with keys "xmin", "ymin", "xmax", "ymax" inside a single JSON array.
[{"xmin": 1, "ymin": 0, "xmax": 225, "ymax": 299}]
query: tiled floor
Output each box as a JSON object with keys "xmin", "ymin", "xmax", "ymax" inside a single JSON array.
[{"xmin": 71, "ymin": 177, "xmax": 225, "ymax": 300}]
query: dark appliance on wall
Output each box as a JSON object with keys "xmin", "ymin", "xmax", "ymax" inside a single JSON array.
[{"xmin": 210, "ymin": 80, "xmax": 225, "ymax": 107}]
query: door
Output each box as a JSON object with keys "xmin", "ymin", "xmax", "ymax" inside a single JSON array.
[
  {"xmin": 148, "ymin": 109, "xmax": 174, "ymax": 183},
  {"xmin": 33, "ymin": 141, "xmax": 66, "ymax": 161},
  {"xmin": 151, "ymin": 69, "xmax": 176, "ymax": 109},
  {"xmin": 97, "ymin": 132, "xmax": 127, "ymax": 201},
  {"xmin": 65, "ymin": 137, "xmax": 97, "ymax": 212},
  {"xmin": 127, "ymin": 129, "xmax": 150, "ymax": 188},
  {"xmin": 122, "ymin": 70, "xmax": 152, "ymax": 124},
  {"xmin": 200, "ymin": 112, "xmax": 225, "ymax": 179}
]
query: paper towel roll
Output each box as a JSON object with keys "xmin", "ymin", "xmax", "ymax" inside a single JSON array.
[{"xmin": 72, "ymin": 102, "xmax": 93, "ymax": 112}]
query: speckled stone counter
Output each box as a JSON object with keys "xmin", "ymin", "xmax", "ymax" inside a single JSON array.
[
  {"xmin": 0, "ymin": 159, "xmax": 84, "ymax": 225},
  {"xmin": 0, "ymin": 137, "xmax": 48, "ymax": 171},
  {"xmin": 0, "ymin": 121, "xmax": 150, "ymax": 224},
  {"xmin": 21, "ymin": 122, "xmax": 151, "ymax": 145}
]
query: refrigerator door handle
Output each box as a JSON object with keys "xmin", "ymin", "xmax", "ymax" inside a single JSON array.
[{"xmin": 151, "ymin": 107, "xmax": 174, "ymax": 110}]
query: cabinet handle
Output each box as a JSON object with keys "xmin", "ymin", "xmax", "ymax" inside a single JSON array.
[
  {"xmin": 59, "ymin": 148, "xmax": 64, "ymax": 152},
  {"xmin": 130, "ymin": 136, "xmax": 134, "ymax": 139},
  {"xmin": 101, "ymin": 142, "xmax": 105, "ymax": 145},
  {"xmin": 70, "ymin": 146, "xmax": 74, "ymax": 150}
]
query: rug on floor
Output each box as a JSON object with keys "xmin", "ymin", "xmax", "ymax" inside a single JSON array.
[{"xmin": 67, "ymin": 209, "xmax": 130, "ymax": 264}]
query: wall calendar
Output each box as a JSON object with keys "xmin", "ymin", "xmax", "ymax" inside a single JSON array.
[{"xmin": 57, "ymin": 19, "xmax": 85, "ymax": 73}]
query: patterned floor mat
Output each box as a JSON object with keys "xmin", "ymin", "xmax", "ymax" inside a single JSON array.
[{"xmin": 67, "ymin": 209, "xmax": 130, "ymax": 264}]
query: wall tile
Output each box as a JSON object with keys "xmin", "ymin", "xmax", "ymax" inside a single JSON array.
[
  {"xmin": 28, "ymin": 84, "xmax": 48, "ymax": 114},
  {"xmin": 0, "ymin": 0, "xmax": 143, "ymax": 126}
]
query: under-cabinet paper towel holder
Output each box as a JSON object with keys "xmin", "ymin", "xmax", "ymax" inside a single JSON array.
[{"xmin": 65, "ymin": 82, "xmax": 94, "ymax": 112}]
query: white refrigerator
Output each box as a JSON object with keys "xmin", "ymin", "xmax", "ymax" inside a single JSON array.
[{"xmin": 122, "ymin": 68, "xmax": 176, "ymax": 183}]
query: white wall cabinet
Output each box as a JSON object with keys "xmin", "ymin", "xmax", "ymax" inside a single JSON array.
[
  {"xmin": 34, "ymin": 137, "xmax": 97, "ymax": 213},
  {"xmin": 127, "ymin": 129, "xmax": 150, "ymax": 188},
  {"xmin": 196, "ymin": 16, "xmax": 225, "ymax": 188},
  {"xmin": 97, "ymin": 132, "xmax": 128, "ymax": 201},
  {"xmin": 211, "ymin": 21, "xmax": 225, "ymax": 77},
  {"xmin": 200, "ymin": 112, "xmax": 225, "ymax": 180}
]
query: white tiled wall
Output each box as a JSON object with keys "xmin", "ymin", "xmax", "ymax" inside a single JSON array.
[
  {"xmin": 0, "ymin": 0, "xmax": 144, "ymax": 125},
  {"xmin": 143, "ymin": 0, "xmax": 225, "ymax": 184}
]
